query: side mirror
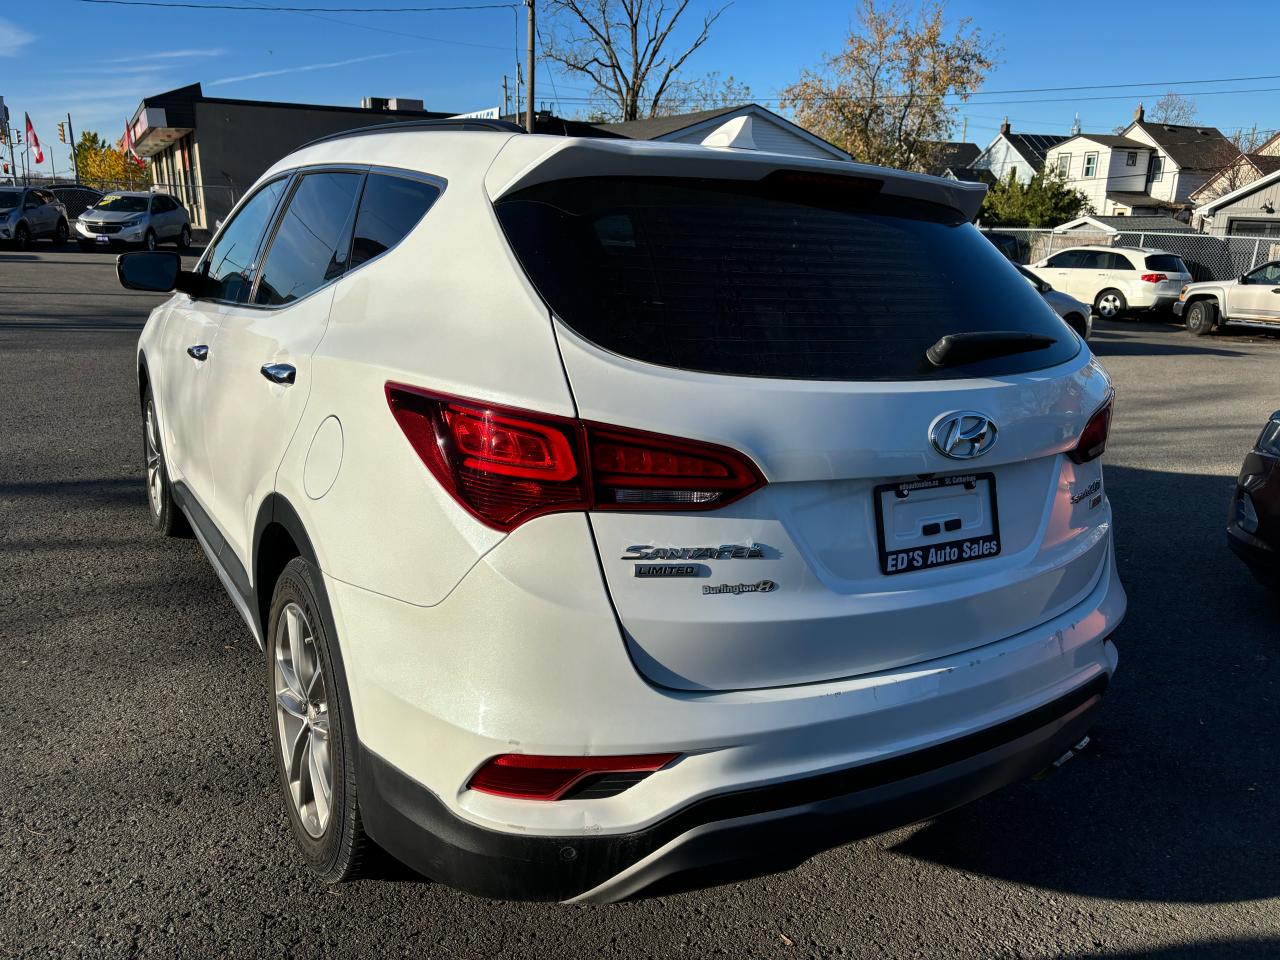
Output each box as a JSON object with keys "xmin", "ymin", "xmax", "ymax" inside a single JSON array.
[
  {"xmin": 116, "ymin": 251, "xmax": 203, "ymax": 295},
  {"xmin": 1239, "ymin": 275, "xmax": 1250, "ymax": 285}
]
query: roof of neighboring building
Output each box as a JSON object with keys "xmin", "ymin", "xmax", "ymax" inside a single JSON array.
[
  {"xmin": 1054, "ymin": 134, "xmax": 1149, "ymax": 150},
  {"xmin": 590, "ymin": 103, "xmax": 851, "ymax": 160},
  {"xmin": 135, "ymin": 82, "xmax": 452, "ymax": 123},
  {"xmin": 1193, "ymin": 166, "xmax": 1280, "ymax": 214},
  {"xmin": 926, "ymin": 141, "xmax": 980, "ymax": 175},
  {"xmin": 943, "ymin": 165, "xmax": 995, "ymax": 185},
  {"xmin": 1128, "ymin": 121, "xmax": 1237, "ymax": 172},
  {"xmin": 1190, "ymin": 152, "xmax": 1280, "ymax": 200},
  {"xmin": 1056, "ymin": 214, "xmax": 1196, "ymax": 233},
  {"xmin": 1004, "ymin": 132, "xmax": 1069, "ymax": 168},
  {"xmin": 1105, "ymin": 192, "xmax": 1176, "ymax": 208}
]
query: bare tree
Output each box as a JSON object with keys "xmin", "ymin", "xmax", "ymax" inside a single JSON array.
[
  {"xmin": 780, "ymin": 0, "xmax": 995, "ymax": 173},
  {"xmin": 543, "ymin": 0, "xmax": 730, "ymax": 122},
  {"xmin": 1194, "ymin": 125, "xmax": 1270, "ymax": 202},
  {"xmin": 654, "ymin": 70, "xmax": 751, "ymax": 115},
  {"xmin": 1151, "ymin": 91, "xmax": 1197, "ymax": 125}
]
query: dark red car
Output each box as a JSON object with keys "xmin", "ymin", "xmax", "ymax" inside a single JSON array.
[{"xmin": 1229, "ymin": 412, "xmax": 1280, "ymax": 589}]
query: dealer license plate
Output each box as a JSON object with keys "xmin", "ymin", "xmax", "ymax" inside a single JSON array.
[{"xmin": 874, "ymin": 473, "xmax": 1001, "ymax": 575}]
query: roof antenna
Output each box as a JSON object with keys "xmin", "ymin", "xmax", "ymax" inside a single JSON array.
[
  {"xmin": 1071, "ymin": 112, "xmax": 1081, "ymax": 136},
  {"xmin": 701, "ymin": 115, "xmax": 756, "ymax": 150}
]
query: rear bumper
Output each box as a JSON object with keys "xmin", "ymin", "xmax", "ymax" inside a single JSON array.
[{"xmin": 358, "ymin": 673, "xmax": 1107, "ymax": 903}]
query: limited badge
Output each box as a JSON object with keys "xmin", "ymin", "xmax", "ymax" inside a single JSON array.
[{"xmin": 634, "ymin": 564, "xmax": 704, "ymax": 578}]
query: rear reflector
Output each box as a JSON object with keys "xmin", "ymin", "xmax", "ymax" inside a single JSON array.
[
  {"xmin": 468, "ymin": 753, "xmax": 679, "ymax": 801},
  {"xmin": 1069, "ymin": 399, "xmax": 1112, "ymax": 464},
  {"xmin": 386, "ymin": 384, "xmax": 766, "ymax": 531},
  {"xmin": 1140, "ymin": 273, "xmax": 1168, "ymax": 283}
]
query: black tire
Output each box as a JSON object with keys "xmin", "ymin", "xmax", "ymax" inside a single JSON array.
[
  {"xmin": 53, "ymin": 219, "xmax": 68, "ymax": 245},
  {"xmin": 1185, "ymin": 300, "xmax": 1216, "ymax": 336},
  {"xmin": 1063, "ymin": 312, "xmax": 1088, "ymax": 340},
  {"xmin": 13, "ymin": 222, "xmax": 30, "ymax": 250},
  {"xmin": 267, "ymin": 557, "xmax": 372, "ymax": 883},
  {"xmin": 144, "ymin": 229, "xmax": 158, "ymax": 251},
  {"xmin": 142, "ymin": 389, "xmax": 190, "ymax": 537},
  {"xmin": 176, "ymin": 224, "xmax": 191, "ymax": 250},
  {"xmin": 1094, "ymin": 288, "xmax": 1127, "ymax": 320}
]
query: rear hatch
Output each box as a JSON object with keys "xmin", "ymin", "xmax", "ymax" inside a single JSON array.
[
  {"xmin": 1145, "ymin": 252, "xmax": 1193, "ymax": 295},
  {"xmin": 492, "ymin": 148, "xmax": 1114, "ymax": 692}
]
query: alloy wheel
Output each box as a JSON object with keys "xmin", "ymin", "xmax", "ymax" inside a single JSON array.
[
  {"xmin": 144, "ymin": 403, "xmax": 163, "ymax": 517},
  {"xmin": 1098, "ymin": 294, "xmax": 1122, "ymax": 318},
  {"xmin": 274, "ymin": 602, "xmax": 333, "ymax": 840}
]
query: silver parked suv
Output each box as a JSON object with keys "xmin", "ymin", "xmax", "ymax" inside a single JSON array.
[
  {"xmin": 0, "ymin": 187, "xmax": 70, "ymax": 248},
  {"xmin": 77, "ymin": 191, "xmax": 191, "ymax": 251}
]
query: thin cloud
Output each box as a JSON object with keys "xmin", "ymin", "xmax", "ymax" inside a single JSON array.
[
  {"xmin": 209, "ymin": 51, "xmax": 404, "ymax": 87},
  {"xmin": 0, "ymin": 17, "xmax": 34, "ymax": 57},
  {"xmin": 104, "ymin": 48, "xmax": 226, "ymax": 63}
]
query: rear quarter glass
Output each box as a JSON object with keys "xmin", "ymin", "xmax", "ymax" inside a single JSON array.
[
  {"xmin": 1145, "ymin": 254, "xmax": 1188, "ymax": 273},
  {"xmin": 495, "ymin": 175, "xmax": 1080, "ymax": 382}
]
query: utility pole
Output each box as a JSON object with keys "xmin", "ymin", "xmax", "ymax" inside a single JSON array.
[
  {"xmin": 525, "ymin": 0, "xmax": 536, "ymax": 133},
  {"xmin": 66, "ymin": 113, "xmax": 79, "ymax": 184},
  {"xmin": 961, "ymin": 116, "xmax": 968, "ymax": 143},
  {"xmin": 503, "ymin": 75, "xmax": 510, "ymax": 118}
]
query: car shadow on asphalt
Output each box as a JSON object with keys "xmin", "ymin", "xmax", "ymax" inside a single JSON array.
[
  {"xmin": 892, "ymin": 464, "xmax": 1280, "ymax": 906},
  {"xmin": 1088, "ymin": 331, "xmax": 1255, "ymax": 359}
]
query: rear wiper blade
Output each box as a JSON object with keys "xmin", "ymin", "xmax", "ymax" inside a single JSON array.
[{"xmin": 922, "ymin": 331, "xmax": 1057, "ymax": 371}]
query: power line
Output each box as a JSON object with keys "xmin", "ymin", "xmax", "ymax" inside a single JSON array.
[
  {"xmin": 77, "ymin": 0, "xmax": 515, "ymax": 10},
  {"xmin": 233, "ymin": 0, "xmax": 512, "ymax": 51}
]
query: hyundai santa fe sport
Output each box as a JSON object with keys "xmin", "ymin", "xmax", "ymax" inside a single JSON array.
[{"xmin": 117, "ymin": 118, "xmax": 1125, "ymax": 902}]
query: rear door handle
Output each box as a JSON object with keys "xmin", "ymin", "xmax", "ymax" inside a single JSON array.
[
  {"xmin": 186, "ymin": 344, "xmax": 209, "ymax": 361},
  {"xmin": 1270, "ymin": 287, "xmax": 1280, "ymax": 294},
  {"xmin": 261, "ymin": 362, "xmax": 296, "ymax": 385}
]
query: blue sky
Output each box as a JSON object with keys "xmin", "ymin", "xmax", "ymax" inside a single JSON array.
[{"xmin": 1, "ymin": 0, "xmax": 1276, "ymax": 175}]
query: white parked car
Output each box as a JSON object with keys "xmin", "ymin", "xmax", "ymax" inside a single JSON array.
[
  {"xmin": 1017, "ymin": 264, "xmax": 1091, "ymax": 340},
  {"xmin": 117, "ymin": 119, "xmax": 1124, "ymax": 902},
  {"xmin": 1027, "ymin": 245, "xmax": 1191, "ymax": 320},
  {"xmin": 1173, "ymin": 259, "xmax": 1280, "ymax": 335}
]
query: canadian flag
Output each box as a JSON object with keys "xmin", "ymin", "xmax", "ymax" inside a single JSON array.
[
  {"xmin": 123, "ymin": 119, "xmax": 146, "ymax": 167},
  {"xmin": 24, "ymin": 113, "xmax": 43, "ymax": 165}
]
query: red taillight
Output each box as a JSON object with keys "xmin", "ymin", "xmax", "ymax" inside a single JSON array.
[
  {"xmin": 386, "ymin": 384, "xmax": 766, "ymax": 531},
  {"xmin": 1069, "ymin": 400, "xmax": 1112, "ymax": 464},
  {"xmin": 468, "ymin": 753, "xmax": 679, "ymax": 801},
  {"xmin": 1140, "ymin": 273, "xmax": 1167, "ymax": 283}
]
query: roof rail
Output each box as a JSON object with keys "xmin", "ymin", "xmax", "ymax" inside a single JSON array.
[{"xmin": 299, "ymin": 117, "xmax": 526, "ymax": 150}]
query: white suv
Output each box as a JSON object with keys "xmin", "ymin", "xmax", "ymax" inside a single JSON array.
[
  {"xmin": 1027, "ymin": 245, "xmax": 1191, "ymax": 319},
  {"xmin": 118, "ymin": 119, "xmax": 1124, "ymax": 903}
]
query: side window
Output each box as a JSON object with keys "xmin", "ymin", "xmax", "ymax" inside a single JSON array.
[
  {"xmin": 1247, "ymin": 262, "xmax": 1280, "ymax": 284},
  {"xmin": 1055, "ymin": 154, "xmax": 1070, "ymax": 177},
  {"xmin": 201, "ymin": 178, "xmax": 289, "ymax": 304},
  {"xmin": 1076, "ymin": 251, "xmax": 1105, "ymax": 269},
  {"xmin": 1047, "ymin": 251, "xmax": 1081, "ymax": 268},
  {"xmin": 1106, "ymin": 252, "xmax": 1135, "ymax": 271},
  {"xmin": 24, "ymin": 191, "xmax": 43, "ymax": 209},
  {"xmin": 1126, "ymin": 152, "xmax": 1137, "ymax": 167},
  {"xmin": 1083, "ymin": 153, "xmax": 1098, "ymax": 178},
  {"xmin": 152, "ymin": 196, "xmax": 169, "ymax": 212},
  {"xmin": 253, "ymin": 171, "xmax": 363, "ymax": 307},
  {"xmin": 350, "ymin": 173, "xmax": 441, "ymax": 268}
]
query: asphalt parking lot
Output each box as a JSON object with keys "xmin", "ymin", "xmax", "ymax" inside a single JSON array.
[{"xmin": 3, "ymin": 246, "xmax": 1280, "ymax": 959}]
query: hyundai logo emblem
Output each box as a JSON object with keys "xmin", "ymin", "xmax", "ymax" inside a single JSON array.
[{"xmin": 930, "ymin": 412, "xmax": 998, "ymax": 460}]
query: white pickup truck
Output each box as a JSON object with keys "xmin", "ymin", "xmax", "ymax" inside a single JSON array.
[{"xmin": 1174, "ymin": 260, "xmax": 1280, "ymax": 335}]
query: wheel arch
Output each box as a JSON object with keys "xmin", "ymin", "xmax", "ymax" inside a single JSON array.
[
  {"xmin": 137, "ymin": 351, "xmax": 151, "ymax": 409},
  {"xmin": 252, "ymin": 493, "xmax": 322, "ymax": 638}
]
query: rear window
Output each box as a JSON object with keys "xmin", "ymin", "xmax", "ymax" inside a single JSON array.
[
  {"xmin": 495, "ymin": 175, "xmax": 1079, "ymax": 381},
  {"xmin": 1145, "ymin": 254, "xmax": 1186, "ymax": 273}
]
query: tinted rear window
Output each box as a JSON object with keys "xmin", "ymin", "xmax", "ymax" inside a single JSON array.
[
  {"xmin": 495, "ymin": 176, "xmax": 1079, "ymax": 381},
  {"xmin": 1145, "ymin": 254, "xmax": 1186, "ymax": 272}
]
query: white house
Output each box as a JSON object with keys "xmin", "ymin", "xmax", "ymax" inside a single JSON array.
[
  {"xmin": 594, "ymin": 104, "xmax": 851, "ymax": 162},
  {"xmin": 968, "ymin": 119, "xmax": 1068, "ymax": 185},
  {"xmin": 1119, "ymin": 106, "xmax": 1236, "ymax": 205},
  {"xmin": 1043, "ymin": 134, "xmax": 1159, "ymax": 216}
]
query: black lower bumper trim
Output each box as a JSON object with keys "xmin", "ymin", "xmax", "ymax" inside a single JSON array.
[{"xmin": 357, "ymin": 673, "xmax": 1109, "ymax": 902}]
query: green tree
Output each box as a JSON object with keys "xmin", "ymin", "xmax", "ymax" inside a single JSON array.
[
  {"xmin": 780, "ymin": 0, "xmax": 995, "ymax": 173},
  {"xmin": 980, "ymin": 171, "xmax": 1092, "ymax": 228}
]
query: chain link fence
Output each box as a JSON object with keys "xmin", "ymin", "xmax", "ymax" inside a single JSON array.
[
  {"xmin": 980, "ymin": 227, "xmax": 1280, "ymax": 282},
  {"xmin": 11, "ymin": 176, "xmax": 239, "ymax": 233}
]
